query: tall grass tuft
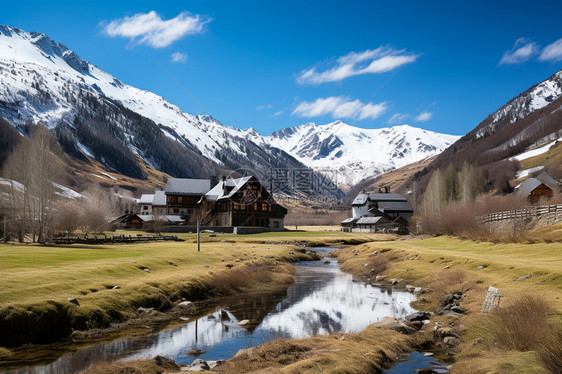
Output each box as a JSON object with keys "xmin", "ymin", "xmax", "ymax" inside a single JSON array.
[
  {"xmin": 536, "ymin": 324, "xmax": 562, "ymax": 374},
  {"xmin": 488, "ymin": 294, "xmax": 550, "ymax": 351}
]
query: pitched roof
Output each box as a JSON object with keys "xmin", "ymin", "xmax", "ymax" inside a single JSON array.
[
  {"xmin": 133, "ymin": 214, "xmax": 185, "ymax": 223},
  {"xmin": 341, "ymin": 217, "xmax": 359, "ymax": 225},
  {"xmin": 153, "ymin": 191, "xmax": 166, "ymax": 206},
  {"xmin": 515, "ymin": 178, "xmax": 545, "ymax": 197},
  {"xmin": 357, "ymin": 216, "xmax": 385, "ymax": 225},
  {"xmin": 165, "ymin": 178, "xmax": 211, "ymax": 195},
  {"xmin": 139, "ymin": 194, "xmax": 154, "ymax": 205},
  {"xmin": 352, "ymin": 192, "xmax": 408, "ymax": 206},
  {"xmin": 204, "ymin": 176, "xmax": 254, "ymax": 201},
  {"xmin": 536, "ymin": 171, "xmax": 560, "ymax": 190},
  {"xmin": 375, "ymin": 201, "xmax": 413, "ymax": 212}
]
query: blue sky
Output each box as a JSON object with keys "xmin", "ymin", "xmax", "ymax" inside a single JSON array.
[{"xmin": 3, "ymin": 0, "xmax": 562, "ymax": 136}]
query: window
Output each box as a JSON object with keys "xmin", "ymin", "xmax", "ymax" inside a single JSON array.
[{"xmin": 174, "ymin": 208, "xmax": 179, "ymax": 214}]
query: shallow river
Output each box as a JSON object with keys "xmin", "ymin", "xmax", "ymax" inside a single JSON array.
[{"xmin": 3, "ymin": 247, "xmax": 418, "ymax": 374}]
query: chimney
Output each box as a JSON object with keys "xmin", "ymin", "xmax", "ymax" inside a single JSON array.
[
  {"xmin": 222, "ymin": 175, "xmax": 227, "ymax": 195},
  {"xmin": 384, "ymin": 186, "xmax": 390, "ymax": 193}
]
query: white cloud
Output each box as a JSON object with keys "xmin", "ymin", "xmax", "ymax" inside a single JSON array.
[
  {"xmin": 414, "ymin": 111, "xmax": 432, "ymax": 122},
  {"xmin": 102, "ymin": 11, "xmax": 210, "ymax": 48},
  {"xmin": 296, "ymin": 47, "xmax": 418, "ymax": 85},
  {"xmin": 272, "ymin": 111, "xmax": 284, "ymax": 117},
  {"xmin": 388, "ymin": 113, "xmax": 410, "ymax": 125},
  {"xmin": 171, "ymin": 52, "xmax": 187, "ymax": 63},
  {"xmin": 539, "ymin": 38, "xmax": 562, "ymax": 62},
  {"xmin": 499, "ymin": 38, "xmax": 539, "ymax": 65},
  {"xmin": 256, "ymin": 104, "xmax": 273, "ymax": 110},
  {"xmin": 292, "ymin": 96, "xmax": 387, "ymax": 120}
]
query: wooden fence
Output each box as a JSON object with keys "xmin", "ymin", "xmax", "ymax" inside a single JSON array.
[
  {"xmin": 480, "ymin": 204, "xmax": 562, "ymax": 223},
  {"xmin": 52, "ymin": 234, "xmax": 181, "ymax": 245}
]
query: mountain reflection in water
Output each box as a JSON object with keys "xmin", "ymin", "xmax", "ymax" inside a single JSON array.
[{"xmin": 3, "ymin": 251, "xmax": 416, "ymax": 374}]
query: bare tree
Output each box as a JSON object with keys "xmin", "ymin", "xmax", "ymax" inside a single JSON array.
[
  {"xmin": 54, "ymin": 199, "xmax": 82, "ymax": 236},
  {"xmin": 422, "ymin": 169, "xmax": 444, "ymax": 214},
  {"xmin": 79, "ymin": 185, "xmax": 116, "ymax": 234},
  {"xmin": 2, "ymin": 125, "xmax": 61, "ymax": 242},
  {"xmin": 29, "ymin": 125, "xmax": 61, "ymax": 242}
]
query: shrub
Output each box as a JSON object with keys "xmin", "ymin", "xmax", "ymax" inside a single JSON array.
[
  {"xmin": 536, "ymin": 324, "xmax": 562, "ymax": 374},
  {"xmin": 488, "ymin": 294, "xmax": 550, "ymax": 351}
]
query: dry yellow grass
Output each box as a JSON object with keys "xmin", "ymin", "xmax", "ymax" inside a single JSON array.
[
  {"xmin": 215, "ymin": 326, "xmax": 413, "ymax": 374},
  {"xmin": 332, "ymin": 235, "xmax": 562, "ymax": 373}
]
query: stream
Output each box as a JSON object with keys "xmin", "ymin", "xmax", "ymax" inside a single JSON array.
[{"xmin": 2, "ymin": 247, "xmax": 424, "ymax": 373}]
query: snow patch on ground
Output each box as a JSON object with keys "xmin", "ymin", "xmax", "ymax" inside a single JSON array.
[
  {"xmin": 516, "ymin": 166, "xmax": 544, "ymax": 178},
  {"xmin": 100, "ymin": 172, "xmax": 118, "ymax": 181},
  {"xmin": 512, "ymin": 137, "xmax": 561, "ymax": 161}
]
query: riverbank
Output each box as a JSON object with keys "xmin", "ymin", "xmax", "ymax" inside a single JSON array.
[
  {"xmin": 184, "ymin": 229, "xmax": 561, "ymax": 373},
  {"xmin": 4, "ymin": 229, "xmax": 559, "ymax": 373},
  {"xmin": 331, "ymin": 232, "xmax": 562, "ymax": 373},
  {"xmin": 0, "ymin": 232, "xmax": 336, "ymax": 350}
]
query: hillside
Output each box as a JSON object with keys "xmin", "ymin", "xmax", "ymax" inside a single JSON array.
[{"xmin": 402, "ymin": 70, "xmax": 562, "ymax": 199}]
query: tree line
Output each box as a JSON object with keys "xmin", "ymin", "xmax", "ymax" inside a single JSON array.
[{"xmin": 0, "ymin": 125, "xmax": 116, "ymax": 242}]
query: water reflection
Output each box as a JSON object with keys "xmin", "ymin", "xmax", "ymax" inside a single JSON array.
[{"xmin": 2, "ymin": 250, "xmax": 416, "ymax": 374}]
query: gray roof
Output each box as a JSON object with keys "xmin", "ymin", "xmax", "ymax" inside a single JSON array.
[
  {"xmin": 536, "ymin": 171, "xmax": 560, "ymax": 190},
  {"xmin": 375, "ymin": 201, "xmax": 413, "ymax": 212},
  {"xmin": 341, "ymin": 217, "xmax": 359, "ymax": 225},
  {"xmin": 139, "ymin": 194, "xmax": 154, "ymax": 205},
  {"xmin": 135, "ymin": 214, "xmax": 185, "ymax": 223},
  {"xmin": 357, "ymin": 216, "xmax": 384, "ymax": 225},
  {"xmin": 515, "ymin": 178, "xmax": 544, "ymax": 197},
  {"xmin": 352, "ymin": 192, "xmax": 408, "ymax": 206},
  {"xmin": 153, "ymin": 191, "xmax": 166, "ymax": 206},
  {"xmin": 204, "ymin": 176, "xmax": 254, "ymax": 201},
  {"xmin": 165, "ymin": 178, "xmax": 211, "ymax": 195}
]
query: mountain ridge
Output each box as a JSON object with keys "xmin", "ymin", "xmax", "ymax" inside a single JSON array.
[{"xmin": 0, "ymin": 24, "xmax": 458, "ymax": 194}]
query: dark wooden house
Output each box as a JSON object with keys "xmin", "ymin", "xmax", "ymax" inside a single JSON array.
[
  {"xmin": 165, "ymin": 178, "xmax": 212, "ymax": 219},
  {"xmin": 201, "ymin": 176, "xmax": 287, "ymax": 230},
  {"xmin": 515, "ymin": 171, "xmax": 560, "ymax": 203}
]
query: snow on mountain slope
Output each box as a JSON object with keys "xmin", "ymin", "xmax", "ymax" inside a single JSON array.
[
  {"xmin": 268, "ymin": 121, "xmax": 459, "ymax": 186},
  {"xmin": 0, "ymin": 25, "xmax": 226, "ymax": 163},
  {"xmin": 477, "ymin": 70, "xmax": 562, "ymax": 137},
  {"xmin": 0, "ymin": 25, "xmax": 457, "ymax": 190}
]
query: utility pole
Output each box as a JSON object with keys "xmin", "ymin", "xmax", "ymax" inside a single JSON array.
[
  {"xmin": 3, "ymin": 216, "xmax": 6, "ymax": 244},
  {"xmin": 197, "ymin": 218, "xmax": 200, "ymax": 252}
]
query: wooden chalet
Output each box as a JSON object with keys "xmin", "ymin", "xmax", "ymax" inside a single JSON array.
[
  {"xmin": 200, "ymin": 176, "xmax": 287, "ymax": 230},
  {"xmin": 165, "ymin": 178, "xmax": 213, "ymax": 219},
  {"xmin": 515, "ymin": 171, "xmax": 560, "ymax": 203}
]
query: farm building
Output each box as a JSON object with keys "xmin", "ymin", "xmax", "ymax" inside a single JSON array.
[
  {"xmin": 342, "ymin": 188, "xmax": 413, "ymax": 233},
  {"xmin": 515, "ymin": 171, "xmax": 560, "ymax": 203},
  {"xmin": 201, "ymin": 176, "xmax": 287, "ymax": 231},
  {"xmin": 139, "ymin": 191, "xmax": 167, "ymax": 216},
  {"xmin": 136, "ymin": 175, "xmax": 287, "ymax": 231}
]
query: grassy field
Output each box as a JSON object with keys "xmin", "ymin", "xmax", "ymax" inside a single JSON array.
[
  {"xmin": 2, "ymin": 228, "xmax": 561, "ymax": 373},
  {"xmin": 332, "ymin": 232, "xmax": 562, "ymax": 374},
  {"xmin": 0, "ymin": 230, "xmax": 386, "ymax": 347}
]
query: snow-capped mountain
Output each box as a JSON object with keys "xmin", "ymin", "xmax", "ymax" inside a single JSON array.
[
  {"xmin": 0, "ymin": 25, "xmax": 314, "ymax": 189},
  {"xmin": 477, "ymin": 70, "xmax": 562, "ymax": 138},
  {"xmin": 268, "ymin": 121, "xmax": 459, "ymax": 186},
  {"xmin": 0, "ymin": 25, "xmax": 457, "ymax": 192}
]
